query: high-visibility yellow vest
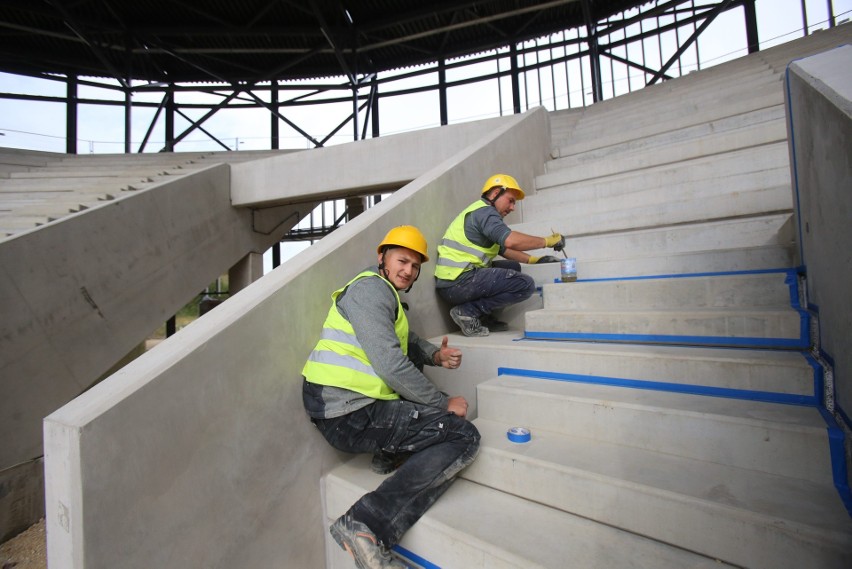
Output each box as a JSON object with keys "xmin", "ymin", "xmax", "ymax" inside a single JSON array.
[
  {"xmin": 302, "ymin": 271, "xmax": 407, "ymax": 400},
  {"xmin": 434, "ymin": 200, "xmax": 500, "ymax": 281}
]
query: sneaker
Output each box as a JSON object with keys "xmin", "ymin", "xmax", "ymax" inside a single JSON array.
[
  {"xmin": 481, "ymin": 314, "xmax": 509, "ymax": 332},
  {"xmin": 450, "ymin": 306, "xmax": 489, "ymax": 337},
  {"xmin": 329, "ymin": 514, "xmax": 407, "ymax": 569},
  {"xmin": 370, "ymin": 451, "xmax": 408, "ymax": 475}
]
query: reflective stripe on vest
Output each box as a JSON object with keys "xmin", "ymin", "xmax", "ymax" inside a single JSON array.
[
  {"xmin": 434, "ymin": 200, "xmax": 501, "ymax": 281},
  {"xmin": 302, "ymin": 271, "xmax": 407, "ymax": 400}
]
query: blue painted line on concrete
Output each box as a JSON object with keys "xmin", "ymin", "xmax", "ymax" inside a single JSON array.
[
  {"xmin": 393, "ymin": 545, "xmax": 440, "ymax": 569},
  {"xmin": 550, "ymin": 267, "xmax": 795, "ymax": 284},
  {"xmin": 817, "ymin": 407, "xmax": 852, "ymax": 518},
  {"xmin": 523, "ymin": 330, "xmax": 809, "ymax": 349},
  {"xmin": 496, "ymin": 367, "xmax": 818, "ymax": 406}
]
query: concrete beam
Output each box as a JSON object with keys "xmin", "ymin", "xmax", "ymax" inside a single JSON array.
[{"xmin": 230, "ymin": 117, "xmax": 515, "ymax": 208}]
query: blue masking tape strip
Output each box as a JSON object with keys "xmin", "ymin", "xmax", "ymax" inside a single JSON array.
[
  {"xmin": 496, "ymin": 367, "xmax": 818, "ymax": 407},
  {"xmin": 507, "ymin": 426, "xmax": 531, "ymax": 443},
  {"xmin": 551, "ymin": 267, "xmax": 795, "ymax": 284},
  {"xmin": 523, "ymin": 330, "xmax": 808, "ymax": 349},
  {"xmin": 817, "ymin": 407, "xmax": 852, "ymax": 517},
  {"xmin": 392, "ymin": 544, "xmax": 441, "ymax": 569}
]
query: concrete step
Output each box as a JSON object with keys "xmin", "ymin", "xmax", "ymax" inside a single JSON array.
[
  {"xmin": 325, "ymin": 456, "xmax": 734, "ymax": 569},
  {"xmin": 758, "ymin": 25, "xmax": 852, "ymax": 70},
  {"xmin": 557, "ymin": 245, "xmax": 793, "ymax": 280},
  {"xmin": 8, "ymin": 166, "xmax": 204, "ymax": 178},
  {"xmin": 570, "ymin": 63, "xmax": 777, "ymax": 127},
  {"xmin": 536, "ymin": 184, "xmax": 791, "ymax": 237},
  {"xmin": 563, "ymin": 85, "xmax": 784, "ymax": 154},
  {"xmin": 475, "ymin": 374, "xmax": 829, "ymax": 480},
  {"xmin": 54, "ymin": 152, "xmax": 212, "ymax": 165},
  {"xmin": 544, "ymin": 141, "xmax": 789, "ymax": 187},
  {"xmin": 427, "ymin": 332, "xmax": 817, "ymax": 404},
  {"xmin": 550, "ymin": 64, "xmax": 778, "ymax": 147},
  {"xmin": 0, "ymin": 151, "xmax": 58, "ymax": 168},
  {"xmin": 568, "ymin": 73, "xmax": 780, "ymax": 141},
  {"xmin": 0, "ymin": 176, "xmax": 152, "ymax": 191},
  {"xmin": 537, "ymin": 140, "xmax": 789, "ymax": 194},
  {"xmin": 513, "ymin": 213, "xmax": 796, "ymax": 278},
  {"xmin": 541, "ymin": 271, "xmax": 796, "ymax": 311},
  {"xmin": 524, "ymin": 305, "xmax": 806, "ymax": 348},
  {"xmin": 552, "ymin": 104, "xmax": 787, "ymax": 168},
  {"xmin": 465, "ymin": 417, "xmax": 852, "ymax": 569}
]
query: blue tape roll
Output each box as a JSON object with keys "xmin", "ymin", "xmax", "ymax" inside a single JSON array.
[{"xmin": 507, "ymin": 426, "xmax": 531, "ymax": 443}]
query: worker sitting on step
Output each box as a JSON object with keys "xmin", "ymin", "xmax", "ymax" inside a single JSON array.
[{"xmin": 302, "ymin": 225, "xmax": 480, "ymax": 569}]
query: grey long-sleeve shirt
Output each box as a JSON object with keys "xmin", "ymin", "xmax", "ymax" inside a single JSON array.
[
  {"xmin": 435, "ymin": 198, "xmax": 512, "ymax": 288},
  {"xmin": 302, "ymin": 266, "xmax": 448, "ymax": 419}
]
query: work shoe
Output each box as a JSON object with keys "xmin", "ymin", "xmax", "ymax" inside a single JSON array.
[
  {"xmin": 481, "ymin": 314, "xmax": 509, "ymax": 332},
  {"xmin": 370, "ymin": 451, "xmax": 408, "ymax": 475},
  {"xmin": 329, "ymin": 514, "xmax": 407, "ymax": 569},
  {"xmin": 450, "ymin": 306, "xmax": 489, "ymax": 337}
]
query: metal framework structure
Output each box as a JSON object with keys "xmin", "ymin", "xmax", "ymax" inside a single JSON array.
[{"xmin": 0, "ymin": 0, "xmax": 846, "ymax": 258}]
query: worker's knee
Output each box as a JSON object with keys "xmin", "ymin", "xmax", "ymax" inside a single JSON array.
[{"xmin": 512, "ymin": 270, "xmax": 536, "ymax": 299}]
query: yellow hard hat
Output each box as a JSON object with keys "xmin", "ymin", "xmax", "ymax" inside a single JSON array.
[
  {"xmin": 481, "ymin": 173, "xmax": 525, "ymax": 200},
  {"xmin": 377, "ymin": 225, "xmax": 429, "ymax": 262}
]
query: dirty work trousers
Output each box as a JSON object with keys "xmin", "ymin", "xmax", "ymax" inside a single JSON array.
[
  {"xmin": 436, "ymin": 261, "xmax": 536, "ymax": 318},
  {"xmin": 312, "ymin": 399, "xmax": 480, "ymax": 547}
]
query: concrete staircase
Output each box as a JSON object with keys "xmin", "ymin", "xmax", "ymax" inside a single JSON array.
[
  {"xmin": 325, "ymin": 25, "xmax": 852, "ymax": 569},
  {"xmin": 0, "ymin": 148, "xmax": 290, "ymax": 238}
]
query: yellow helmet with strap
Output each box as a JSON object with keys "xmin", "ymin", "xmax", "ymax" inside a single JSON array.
[
  {"xmin": 481, "ymin": 173, "xmax": 525, "ymax": 200},
  {"xmin": 377, "ymin": 225, "xmax": 429, "ymax": 262}
]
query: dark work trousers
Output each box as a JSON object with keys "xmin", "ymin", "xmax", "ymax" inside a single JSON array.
[
  {"xmin": 313, "ymin": 399, "xmax": 480, "ymax": 547},
  {"xmin": 436, "ymin": 262, "xmax": 536, "ymax": 318}
]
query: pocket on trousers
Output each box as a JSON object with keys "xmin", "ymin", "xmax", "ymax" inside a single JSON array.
[{"xmin": 376, "ymin": 402, "xmax": 418, "ymax": 453}]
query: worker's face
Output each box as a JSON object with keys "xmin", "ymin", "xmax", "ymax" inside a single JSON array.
[
  {"xmin": 492, "ymin": 188, "xmax": 521, "ymax": 217},
  {"xmin": 379, "ymin": 247, "xmax": 422, "ymax": 290}
]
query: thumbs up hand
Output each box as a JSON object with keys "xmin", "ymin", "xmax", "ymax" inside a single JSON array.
[{"xmin": 434, "ymin": 336, "xmax": 463, "ymax": 369}]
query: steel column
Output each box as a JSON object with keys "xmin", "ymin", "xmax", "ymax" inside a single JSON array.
[
  {"xmin": 271, "ymin": 81, "xmax": 279, "ymax": 149},
  {"xmin": 744, "ymin": 0, "xmax": 760, "ymax": 53},
  {"xmin": 371, "ymin": 76, "xmax": 380, "ymax": 138},
  {"xmin": 164, "ymin": 85, "xmax": 175, "ymax": 152},
  {"xmin": 581, "ymin": 0, "xmax": 603, "ymax": 103},
  {"xmin": 66, "ymin": 74, "xmax": 77, "ymax": 154},
  {"xmin": 439, "ymin": 59, "xmax": 448, "ymax": 126},
  {"xmin": 510, "ymin": 44, "xmax": 522, "ymax": 114}
]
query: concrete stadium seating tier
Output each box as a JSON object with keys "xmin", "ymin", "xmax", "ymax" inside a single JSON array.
[{"xmin": 33, "ymin": 22, "xmax": 852, "ymax": 569}]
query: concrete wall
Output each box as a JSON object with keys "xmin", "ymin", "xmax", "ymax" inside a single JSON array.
[
  {"xmin": 0, "ymin": 164, "xmax": 286, "ymax": 539},
  {"xmin": 785, "ymin": 46, "xmax": 852, "ymax": 465},
  {"xmin": 43, "ymin": 108, "xmax": 551, "ymax": 568}
]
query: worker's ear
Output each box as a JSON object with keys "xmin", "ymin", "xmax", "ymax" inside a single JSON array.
[{"xmin": 377, "ymin": 252, "xmax": 384, "ymax": 265}]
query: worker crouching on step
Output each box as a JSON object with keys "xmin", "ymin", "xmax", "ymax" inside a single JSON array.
[
  {"xmin": 302, "ymin": 225, "xmax": 480, "ymax": 569},
  {"xmin": 434, "ymin": 173, "xmax": 566, "ymax": 336}
]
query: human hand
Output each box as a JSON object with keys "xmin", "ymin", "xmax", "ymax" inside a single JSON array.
[
  {"xmin": 529, "ymin": 255, "xmax": 560, "ymax": 264},
  {"xmin": 544, "ymin": 232, "xmax": 566, "ymax": 252},
  {"xmin": 447, "ymin": 396, "xmax": 469, "ymax": 418},
  {"xmin": 434, "ymin": 336, "xmax": 462, "ymax": 369}
]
